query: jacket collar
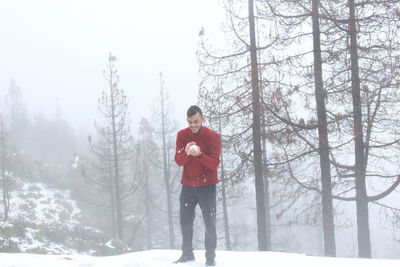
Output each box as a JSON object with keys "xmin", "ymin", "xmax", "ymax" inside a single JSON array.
[{"xmin": 187, "ymin": 125, "xmax": 203, "ymax": 136}]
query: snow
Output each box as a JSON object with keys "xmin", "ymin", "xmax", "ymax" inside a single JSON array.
[
  {"xmin": 189, "ymin": 145, "xmax": 200, "ymax": 154},
  {"xmin": 0, "ymin": 177, "xmax": 86, "ymax": 254},
  {"xmin": 72, "ymin": 156, "xmax": 79, "ymax": 169},
  {"xmin": 0, "ymin": 249, "xmax": 399, "ymax": 267},
  {"xmin": 8, "ymin": 178, "xmax": 81, "ymax": 226}
]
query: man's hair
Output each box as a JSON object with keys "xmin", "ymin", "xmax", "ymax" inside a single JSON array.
[{"xmin": 187, "ymin": 105, "xmax": 203, "ymax": 117}]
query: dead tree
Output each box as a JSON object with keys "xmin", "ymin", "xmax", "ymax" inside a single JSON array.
[
  {"xmin": 197, "ymin": 0, "xmax": 281, "ymax": 250},
  {"xmin": 88, "ymin": 53, "xmax": 135, "ymax": 241},
  {"xmin": 154, "ymin": 73, "xmax": 178, "ymax": 249},
  {"xmin": 0, "ymin": 115, "xmax": 12, "ymax": 221}
]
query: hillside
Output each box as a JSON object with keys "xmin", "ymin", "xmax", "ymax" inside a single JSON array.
[
  {"xmin": 0, "ymin": 176, "xmax": 111, "ymax": 254},
  {"xmin": 8, "ymin": 178, "xmax": 81, "ymax": 226}
]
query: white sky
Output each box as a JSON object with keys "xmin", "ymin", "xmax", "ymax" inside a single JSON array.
[{"xmin": 0, "ymin": 0, "xmax": 225, "ymax": 132}]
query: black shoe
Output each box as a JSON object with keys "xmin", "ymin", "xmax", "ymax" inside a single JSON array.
[
  {"xmin": 205, "ymin": 258, "xmax": 215, "ymax": 266},
  {"xmin": 174, "ymin": 253, "xmax": 195, "ymax": 263}
]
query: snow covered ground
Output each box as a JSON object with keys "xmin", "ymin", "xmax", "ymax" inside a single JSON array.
[
  {"xmin": 0, "ymin": 249, "xmax": 399, "ymax": 267},
  {"xmin": 0, "ymin": 177, "xmax": 98, "ymax": 254},
  {"xmin": 8, "ymin": 178, "xmax": 81, "ymax": 226}
]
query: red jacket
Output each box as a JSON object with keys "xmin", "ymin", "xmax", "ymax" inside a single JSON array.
[{"xmin": 174, "ymin": 126, "xmax": 221, "ymax": 186}]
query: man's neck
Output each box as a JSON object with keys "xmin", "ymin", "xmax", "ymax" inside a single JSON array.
[{"xmin": 189, "ymin": 125, "xmax": 203, "ymax": 135}]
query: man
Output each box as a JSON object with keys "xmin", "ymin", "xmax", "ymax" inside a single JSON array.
[{"xmin": 174, "ymin": 105, "xmax": 221, "ymax": 266}]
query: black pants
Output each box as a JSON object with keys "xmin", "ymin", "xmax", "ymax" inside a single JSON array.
[{"xmin": 179, "ymin": 184, "xmax": 217, "ymax": 259}]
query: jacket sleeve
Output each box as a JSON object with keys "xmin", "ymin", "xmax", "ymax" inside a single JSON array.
[
  {"xmin": 174, "ymin": 131, "xmax": 190, "ymax": 166},
  {"xmin": 197, "ymin": 133, "xmax": 221, "ymax": 170}
]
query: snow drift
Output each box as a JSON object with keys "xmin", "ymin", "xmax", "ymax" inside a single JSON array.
[{"xmin": 0, "ymin": 249, "xmax": 399, "ymax": 267}]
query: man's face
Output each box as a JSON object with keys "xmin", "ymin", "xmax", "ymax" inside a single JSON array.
[{"xmin": 187, "ymin": 112, "xmax": 204, "ymax": 133}]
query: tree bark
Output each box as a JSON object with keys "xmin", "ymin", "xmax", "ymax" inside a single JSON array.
[
  {"xmin": 1, "ymin": 115, "xmax": 9, "ymax": 221},
  {"xmin": 248, "ymin": 0, "xmax": 268, "ymax": 251},
  {"xmin": 109, "ymin": 54, "xmax": 124, "ymax": 240},
  {"xmin": 144, "ymin": 159, "xmax": 152, "ymax": 249},
  {"xmin": 219, "ymin": 117, "xmax": 232, "ymax": 250},
  {"xmin": 160, "ymin": 75, "xmax": 176, "ymax": 249},
  {"xmin": 311, "ymin": 0, "xmax": 336, "ymax": 257},
  {"xmin": 348, "ymin": 0, "xmax": 371, "ymax": 258},
  {"xmin": 108, "ymin": 139, "xmax": 116, "ymax": 238}
]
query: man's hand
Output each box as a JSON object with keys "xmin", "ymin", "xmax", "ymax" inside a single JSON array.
[
  {"xmin": 185, "ymin": 142, "xmax": 196, "ymax": 156},
  {"xmin": 190, "ymin": 145, "xmax": 202, "ymax": 157},
  {"xmin": 185, "ymin": 142, "xmax": 202, "ymax": 157}
]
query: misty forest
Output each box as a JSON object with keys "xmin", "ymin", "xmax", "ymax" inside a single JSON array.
[{"xmin": 1, "ymin": 0, "xmax": 400, "ymax": 261}]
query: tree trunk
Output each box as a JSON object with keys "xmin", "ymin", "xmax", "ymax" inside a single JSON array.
[
  {"xmin": 261, "ymin": 126, "xmax": 271, "ymax": 250},
  {"xmin": 348, "ymin": 0, "xmax": 371, "ymax": 258},
  {"xmin": 160, "ymin": 77, "xmax": 176, "ymax": 249},
  {"xmin": 219, "ymin": 118, "xmax": 232, "ymax": 250},
  {"xmin": 311, "ymin": 0, "xmax": 336, "ymax": 257},
  {"xmin": 144, "ymin": 159, "xmax": 152, "ymax": 249},
  {"xmin": 109, "ymin": 54, "xmax": 124, "ymax": 240},
  {"xmin": 259, "ymin": 43, "xmax": 272, "ymax": 252},
  {"xmin": 108, "ymin": 140, "xmax": 116, "ymax": 238},
  {"xmin": 248, "ymin": 0, "xmax": 268, "ymax": 251},
  {"xmin": 1, "ymin": 115, "xmax": 9, "ymax": 222}
]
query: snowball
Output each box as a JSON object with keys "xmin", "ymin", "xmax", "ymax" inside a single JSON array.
[{"xmin": 189, "ymin": 145, "xmax": 200, "ymax": 153}]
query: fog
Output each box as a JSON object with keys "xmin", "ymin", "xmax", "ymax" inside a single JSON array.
[
  {"xmin": 0, "ymin": 0, "xmax": 399, "ymax": 261},
  {"xmin": 0, "ymin": 0, "xmax": 224, "ymax": 130}
]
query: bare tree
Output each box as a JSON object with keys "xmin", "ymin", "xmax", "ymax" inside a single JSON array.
[
  {"xmin": 197, "ymin": 0, "xmax": 277, "ymax": 250},
  {"xmin": 319, "ymin": 0, "xmax": 400, "ymax": 257},
  {"xmin": 310, "ymin": 0, "xmax": 336, "ymax": 256},
  {"xmin": 4, "ymin": 80, "xmax": 30, "ymax": 149},
  {"xmin": 153, "ymin": 73, "xmax": 179, "ymax": 249},
  {"xmin": 257, "ymin": 0, "xmax": 400, "ymax": 258},
  {"xmin": 248, "ymin": 0, "xmax": 269, "ymax": 250},
  {"xmin": 199, "ymin": 83, "xmax": 234, "ymax": 250},
  {"xmin": 0, "ymin": 115, "xmax": 13, "ymax": 221},
  {"xmin": 88, "ymin": 52, "xmax": 135, "ymax": 241}
]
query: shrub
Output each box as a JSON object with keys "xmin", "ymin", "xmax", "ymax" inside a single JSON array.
[{"xmin": 25, "ymin": 247, "xmax": 49, "ymax": 254}]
